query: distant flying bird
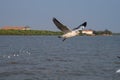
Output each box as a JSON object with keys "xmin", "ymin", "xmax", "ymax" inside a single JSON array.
[{"xmin": 52, "ymin": 17, "xmax": 87, "ymax": 41}]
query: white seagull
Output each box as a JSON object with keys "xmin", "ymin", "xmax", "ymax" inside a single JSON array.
[{"xmin": 53, "ymin": 17, "xmax": 87, "ymax": 41}]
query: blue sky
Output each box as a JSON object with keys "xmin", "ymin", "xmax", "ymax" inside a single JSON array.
[{"xmin": 0, "ymin": 0, "xmax": 120, "ymax": 32}]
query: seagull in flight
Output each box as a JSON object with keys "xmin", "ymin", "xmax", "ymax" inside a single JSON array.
[{"xmin": 52, "ymin": 17, "xmax": 87, "ymax": 41}]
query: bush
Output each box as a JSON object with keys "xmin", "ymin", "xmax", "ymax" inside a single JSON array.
[{"xmin": 93, "ymin": 29, "xmax": 112, "ymax": 35}]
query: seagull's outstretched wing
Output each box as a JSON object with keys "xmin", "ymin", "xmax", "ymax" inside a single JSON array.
[
  {"xmin": 53, "ymin": 18, "xmax": 71, "ymax": 33},
  {"xmin": 73, "ymin": 22, "xmax": 87, "ymax": 30}
]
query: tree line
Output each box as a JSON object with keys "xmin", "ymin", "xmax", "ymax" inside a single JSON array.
[{"xmin": 93, "ymin": 29, "xmax": 112, "ymax": 35}]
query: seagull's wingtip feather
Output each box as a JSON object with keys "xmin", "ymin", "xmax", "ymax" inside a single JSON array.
[
  {"xmin": 82, "ymin": 22, "xmax": 87, "ymax": 27},
  {"xmin": 53, "ymin": 17, "xmax": 57, "ymax": 20}
]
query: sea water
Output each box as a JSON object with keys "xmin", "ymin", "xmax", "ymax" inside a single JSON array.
[{"xmin": 0, "ymin": 36, "xmax": 120, "ymax": 80}]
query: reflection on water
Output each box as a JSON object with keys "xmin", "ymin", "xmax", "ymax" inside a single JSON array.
[{"xmin": 0, "ymin": 36, "xmax": 120, "ymax": 80}]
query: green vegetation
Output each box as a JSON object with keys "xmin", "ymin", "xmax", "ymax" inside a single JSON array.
[
  {"xmin": 0, "ymin": 30, "xmax": 62, "ymax": 35},
  {"xmin": 93, "ymin": 29, "xmax": 112, "ymax": 35},
  {"xmin": 0, "ymin": 29, "xmax": 118, "ymax": 36}
]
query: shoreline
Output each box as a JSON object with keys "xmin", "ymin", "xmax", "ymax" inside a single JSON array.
[{"xmin": 0, "ymin": 30, "xmax": 119, "ymax": 36}]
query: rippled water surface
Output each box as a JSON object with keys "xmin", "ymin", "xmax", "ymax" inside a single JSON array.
[{"xmin": 0, "ymin": 36, "xmax": 120, "ymax": 80}]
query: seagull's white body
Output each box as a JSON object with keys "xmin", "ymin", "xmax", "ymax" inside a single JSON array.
[
  {"xmin": 61, "ymin": 30, "xmax": 80, "ymax": 38},
  {"xmin": 53, "ymin": 17, "xmax": 87, "ymax": 41}
]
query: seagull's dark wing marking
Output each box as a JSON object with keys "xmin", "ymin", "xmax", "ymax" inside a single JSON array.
[
  {"xmin": 73, "ymin": 22, "xmax": 87, "ymax": 30},
  {"xmin": 53, "ymin": 17, "xmax": 71, "ymax": 33}
]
